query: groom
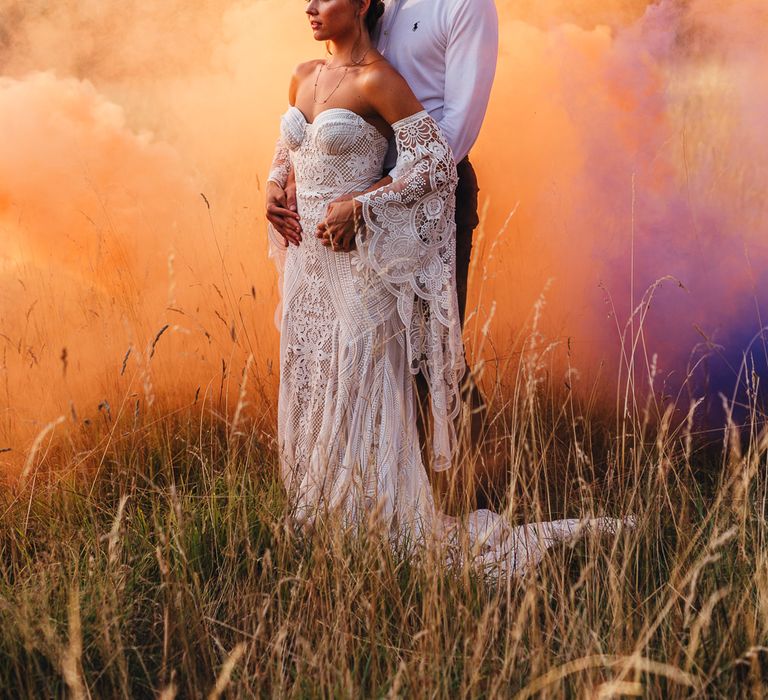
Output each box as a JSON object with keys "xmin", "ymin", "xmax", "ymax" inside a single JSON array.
[{"xmin": 371, "ymin": 0, "xmax": 499, "ymax": 327}]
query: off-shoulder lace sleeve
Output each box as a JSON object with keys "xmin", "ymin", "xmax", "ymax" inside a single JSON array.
[
  {"xmin": 267, "ymin": 136, "xmax": 291, "ymax": 189},
  {"xmin": 266, "ymin": 136, "xmax": 290, "ymax": 330},
  {"xmin": 353, "ymin": 111, "xmax": 465, "ymax": 471}
]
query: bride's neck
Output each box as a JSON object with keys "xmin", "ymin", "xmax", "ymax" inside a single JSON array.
[{"xmin": 327, "ymin": 31, "xmax": 373, "ymax": 67}]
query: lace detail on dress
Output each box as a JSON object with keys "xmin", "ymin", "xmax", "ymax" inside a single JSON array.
[
  {"xmin": 267, "ymin": 106, "xmax": 394, "ymax": 506},
  {"xmin": 267, "ymin": 106, "xmax": 391, "ymax": 328},
  {"xmin": 267, "ymin": 136, "xmax": 291, "ymax": 189},
  {"xmin": 354, "ymin": 111, "xmax": 465, "ymax": 471}
]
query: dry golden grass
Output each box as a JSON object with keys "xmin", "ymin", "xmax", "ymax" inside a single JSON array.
[{"xmin": 1, "ymin": 290, "xmax": 767, "ymax": 699}]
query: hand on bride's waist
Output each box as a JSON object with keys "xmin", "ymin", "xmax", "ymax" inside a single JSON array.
[
  {"xmin": 328, "ymin": 189, "xmax": 365, "ymax": 204},
  {"xmin": 316, "ymin": 174, "xmax": 392, "ymax": 253},
  {"xmin": 316, "ymin": 198, "xmax": 361, "ymax": 253},
  {"xmin": 266, "ymin": 174, "xmax": 302, "ymax": 247}
]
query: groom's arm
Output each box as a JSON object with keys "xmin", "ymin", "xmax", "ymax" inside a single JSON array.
[
  {"xmin": 439, "ymin": 0, "xmax": 499, "ymax": 163},
  {"xmin": 329, "ymin": 174, "xmax": 394, "ymax": 203},
  {"xmin": 266, "ymin": 162, "xmax": 302, "ymax": 245}
]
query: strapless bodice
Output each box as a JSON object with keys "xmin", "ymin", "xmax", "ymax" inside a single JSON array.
[{"xmin": 279, "ymin": 106, "xmax": 389, "ymax": 202}]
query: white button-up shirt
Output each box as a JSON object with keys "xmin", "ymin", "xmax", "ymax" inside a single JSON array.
[{"xmin": 373, "ymin": 0, "xmax": 499, "ymax": 168}]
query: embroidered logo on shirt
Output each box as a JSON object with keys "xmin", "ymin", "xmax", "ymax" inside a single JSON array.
[{"xmin": 412, "ymin": 21, "xmax": 419, "ymax": 31}]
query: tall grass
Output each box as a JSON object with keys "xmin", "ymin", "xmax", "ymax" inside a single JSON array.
[{"xmin": 2, "ymin": 292, "xmax": 767, "ymax": 698}]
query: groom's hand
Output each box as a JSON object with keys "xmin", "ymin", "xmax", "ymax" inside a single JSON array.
[
  {"xmin": 318, "ymin": 199, "xmax": 359, "ymax": 253},
  {"xmin": 285, "ymin": 168, "xmax": 298, "ymax": 219},
  {"xmin": 318, "ymin": 176, "xmax": 391, "ymax": 252},
  {"xmin": 266, "ymin": 179, "xmax": 302, "ymax": 246}
]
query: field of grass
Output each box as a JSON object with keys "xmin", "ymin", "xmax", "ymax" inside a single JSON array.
[
  {"xmin": 1, "ymin": 1, "xmax": 766, "ymax": 695},
  {"xmin": 2, "ymin": 328, "xmax": 767, "ymax": 700}
]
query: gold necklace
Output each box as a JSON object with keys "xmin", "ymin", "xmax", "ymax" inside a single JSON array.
[
  {"xmin": 313, "ymin": 63, "xmax": 348, "ymax": 104},
  {"xmin": 313, "ymin": 47, "xmax": 372, "ymax": 104},
  {"xmin": 325, "ymin": 45, "xmax": 372, "ymax": 69}
]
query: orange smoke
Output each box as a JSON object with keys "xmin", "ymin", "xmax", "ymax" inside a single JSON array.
[
  {"xmin": 472, "ymin": 0, "xmax": 768, "ymax": 411},
  {"xmin": 1, "ymin": 0, "xmax": 767, "ymax": 467}
]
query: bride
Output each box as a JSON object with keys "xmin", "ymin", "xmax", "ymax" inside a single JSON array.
[{"xmin": 266, "ymin": 0, "xmax": 628, "ymax": 581}]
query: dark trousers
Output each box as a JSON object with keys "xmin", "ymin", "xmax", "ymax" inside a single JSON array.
[
  {"xmin": 416, "ymin": 156, "xmax": 485, "ymax": 490},
  {"xmin": 454, "ymin": 157, "xmax": 481, "ymax": 326}
]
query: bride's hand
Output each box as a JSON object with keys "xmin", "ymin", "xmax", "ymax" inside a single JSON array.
[{"xmin": 318, "ymin": 199, "xmax": 360, "ymax": 253}]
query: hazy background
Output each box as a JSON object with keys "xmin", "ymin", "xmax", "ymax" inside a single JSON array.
[{"xmin": 1, "ymin": 0, "xmax": 766, "ymax": 469}]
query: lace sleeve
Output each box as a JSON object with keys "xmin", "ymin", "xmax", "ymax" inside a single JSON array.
[
  {"xmin": 266, "ymin": 136, "xmax": 291, "ymax": 330},
  {"xmin": 353, "ymin": 111, "xmax": 465, "ymax": 471},
  {"xmin": 267, "ymin": 136, "xmax": 291, "ymax": 188}
]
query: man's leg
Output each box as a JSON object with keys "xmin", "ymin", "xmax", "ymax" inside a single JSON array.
[
  {"xmin": 454, "ymin": 157, "xmax": 480, "ymax": 326},
  {"xmin": 453, "ymin": 157, "xmax": 487, "ymax": 455}
]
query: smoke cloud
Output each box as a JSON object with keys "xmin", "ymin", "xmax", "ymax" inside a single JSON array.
[{"xmin": 1, "ymin": 0, "xmax": 766, "ymax": 468}]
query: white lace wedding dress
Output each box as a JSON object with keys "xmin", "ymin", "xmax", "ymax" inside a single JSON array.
[{"xmin": 267, "ymin": 106, "xmax": 628, "ymax": 582}]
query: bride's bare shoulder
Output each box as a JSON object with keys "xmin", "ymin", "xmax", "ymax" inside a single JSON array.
[
  {"xmin": 293, "ymin": 59, "xmax": 324, "ymax": 79},
  {"xmin": 359, "ymin": 58, "xmax": 415, "ymax": 102},
  {"xmin": 360, "ymin": 57, "xmax": 405, "ymax": 88},
  {"xmin": 288, "ymin": 59, "xmax": 323, "ymax": 103},
  {"xmin": 360, "ymin": 58, "xmax": 423, "ymax": 119}
]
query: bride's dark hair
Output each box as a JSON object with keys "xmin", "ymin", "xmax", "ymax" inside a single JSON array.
[{"xmin": 363, "ymin": 0, "xmax": 385, "ymax": 35}]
